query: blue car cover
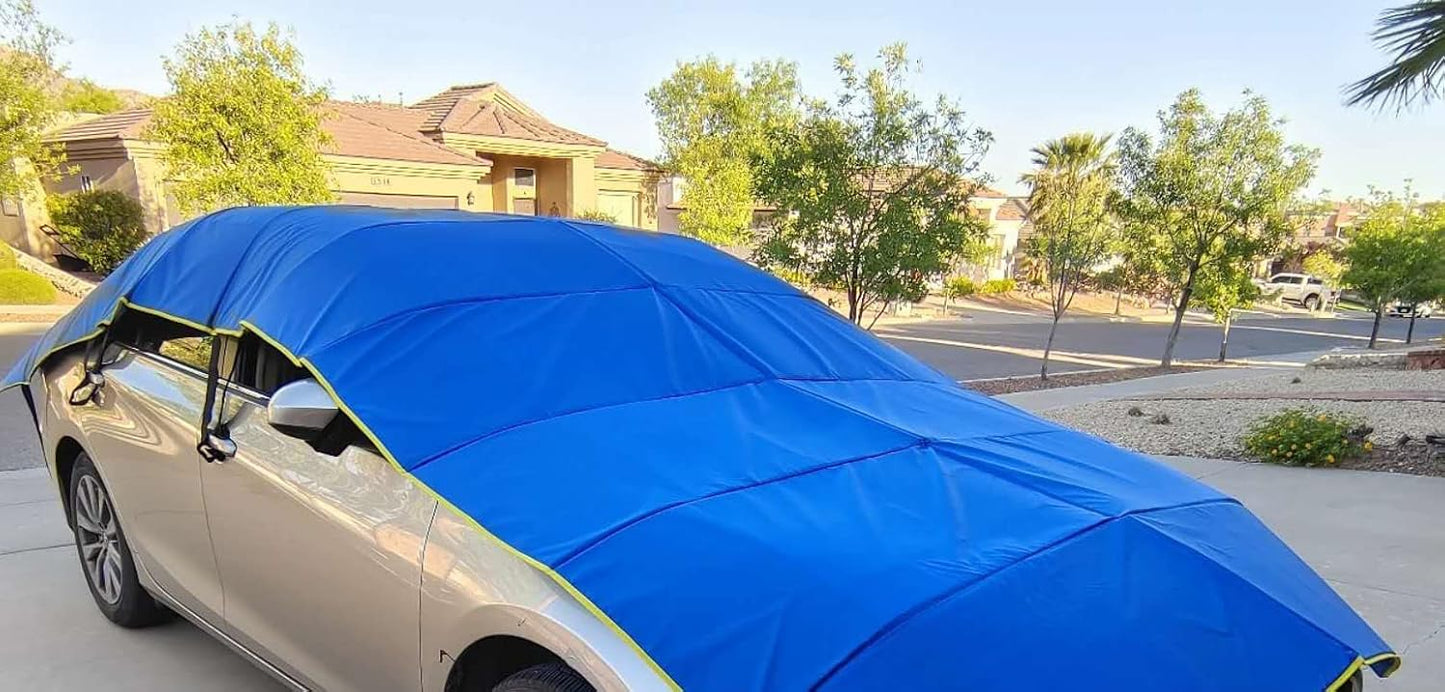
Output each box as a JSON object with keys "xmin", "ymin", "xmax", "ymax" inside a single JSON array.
[{"xmin": 3, "ymin": 207, "xmax": 1399, "ymax": 691}]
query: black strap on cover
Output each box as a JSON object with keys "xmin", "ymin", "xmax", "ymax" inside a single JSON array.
[
  {"xmin": 67, "ymin": 319, "xmax": 114, "ymax": 406},
  {"xmin": 196, "ymin": 335, "xmax": 229, "ymax": 461}
]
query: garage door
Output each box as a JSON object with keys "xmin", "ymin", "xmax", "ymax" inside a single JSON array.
[
  {"xmin": 597, "ymin": 191, "xmax": 639, "ymax": 227},
  {"xmin": 337, "ymin": 192, "xmax": 458, "ymax": 210}
]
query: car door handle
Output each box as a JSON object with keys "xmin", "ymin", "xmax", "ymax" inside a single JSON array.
[{"xmin": 198, "ymin": 433, "xmax": 237, "ymax": 463}]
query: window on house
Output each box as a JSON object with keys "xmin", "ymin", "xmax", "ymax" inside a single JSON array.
[
  {"xmin": 513, "ymin": 168, "xmax": 536, "ymax": 188},
  {"xmin": 80, "ymin": 175, "xmax": 93, "ymax": 192}
]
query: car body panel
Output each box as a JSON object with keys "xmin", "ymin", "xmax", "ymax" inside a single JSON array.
[{"xmin": 420, "ymin": 504, "xmax": 669, "ymax": 692}]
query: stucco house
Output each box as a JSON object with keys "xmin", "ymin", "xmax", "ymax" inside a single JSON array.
[
  {"xmin": 2, "ymin": 83, "xmax": 659, "ymax": 261},
  {"xmin": 964, "ymin": 190, "xmax": 1030, "ymax": 280}
]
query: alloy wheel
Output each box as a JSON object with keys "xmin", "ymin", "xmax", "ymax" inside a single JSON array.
[{"xmin": 74, "ymin": 474, "xmax": 123, "ymax": 605}]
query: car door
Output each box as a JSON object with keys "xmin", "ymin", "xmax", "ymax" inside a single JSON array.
[
  {"xmin": 70, "ymin": 309, "xmax": 225, "ymax": 620},
  {"xmin": 199, "ymin": 333, "xmax": 438, "ymax": 691}
]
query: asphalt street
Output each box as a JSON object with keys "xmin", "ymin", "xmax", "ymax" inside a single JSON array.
[{"xmin": 878, "ymin": 309, "xmax": 1445, "ymax": 381}]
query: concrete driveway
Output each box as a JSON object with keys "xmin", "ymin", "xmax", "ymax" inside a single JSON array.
[{"xmin": 1, "ymin": 456, "xmax": 1439, "ymax": 690}]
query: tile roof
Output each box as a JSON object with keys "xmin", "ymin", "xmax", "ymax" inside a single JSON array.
[
  {"xmin": 47, "ymin": 108, "xmax": 152, "ymax": 142},
  {"xmin": 324, "ymin": 103, "xmax": 488, "ymax": 167},
  {"xmin": 971, "ymin": 183, "xmax": 1009, "ymax": 198},
  {"xmin": 597, "ymin": 149, "xmax": 658, "ymax": 171},
  {"xmin": 995, "ymin": 198, "xmax": 1028, "ymax": 221},
  {"xmin": 410, "ymin": 84, "xmax": 605, "ymax": 146},
  {"xmin": 46, "ymin": 103, "xmax": 488, "ymax": 168}
]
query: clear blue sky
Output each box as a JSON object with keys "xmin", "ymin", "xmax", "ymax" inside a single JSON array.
[{"xmin": 42, "ymin": 0, "xmax": 1444, "ymax": 199}]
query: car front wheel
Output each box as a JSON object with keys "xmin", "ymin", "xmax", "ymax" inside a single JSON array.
[
  {"xmin": 69, "ymin": 452, "xmax": 171, "ymax": 628},
  {"xmin": 492, "ymin": 663, "xmax": 594, "ymax": 692}
]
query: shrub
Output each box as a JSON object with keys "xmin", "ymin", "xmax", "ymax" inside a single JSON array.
[
  {"xmin": 0, "ymin": 243, "xmax": 16, "ymax": 270},
  {"xmin": 1242, "ymin": 408, "xmax": 1369, "ymax": 467},
  {"xmin": 980, "ymin": 278, "xmax": 1016, "ymax": 295},
  {"xmin": 943, "ymin": 277, "xmax": 977, "ymax": 299},
  {"xmin": 46, "ymin": 190, "xmax": 148, "ymax": 274},
  {"xmin": 770, "ymin": 267, "xmax": 811, "ymax": 289},
  {"xmin": 573, "ymin": 209, "xmax": 618, "ymax": 223},
  {"xmin": 0, "ymin": 269, "xmax": 57, "ymax": 304}
]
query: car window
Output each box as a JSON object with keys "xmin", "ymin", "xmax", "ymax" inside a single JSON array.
[
  {"xmin": 110, "ymin": 309, "xmax": 214, "ymax": 372},
  {"xmin": 227, "ymin": 333, "xmax": 306, "ymax": 396},
  {"xmin": 1307, "ymin": 277, "xmax": 1323, "ymax": 285},
  {"xmin": 159, "ymin": 336, "xmax": 214, "ymax": 370}
]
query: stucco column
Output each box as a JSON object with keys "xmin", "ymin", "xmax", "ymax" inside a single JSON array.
[{"xmin": 566, "ymin": 155, "xmax": 597, "ymax": 217}]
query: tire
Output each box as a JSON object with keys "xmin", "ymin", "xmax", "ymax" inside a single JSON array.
[
  {"xmin": 1303, "ymin": 294, "xmax": 1320, "ymax": 310},
  {"xmin": 68, "ymin": 452, "xmax": 171, "ymax": 628},
  {"xmin": 492, "ymin": 663, "xmax": 594, "ymax": 692}
]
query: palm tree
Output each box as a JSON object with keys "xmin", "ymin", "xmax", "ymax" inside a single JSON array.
[
  {"xmin": 1019, "ymin": 133, "xmax": 1116, "ymax": 380},
  {"xmin": 1346, "ymin": 1, "xmax": 1445, "ymax": 110}
]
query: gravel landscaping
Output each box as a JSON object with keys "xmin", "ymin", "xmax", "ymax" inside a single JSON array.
[{"xmin": 1042, "ymin": 367, "xmax": 1445, "ymax": 476}]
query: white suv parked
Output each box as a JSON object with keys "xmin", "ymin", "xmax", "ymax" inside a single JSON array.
[{"xmin": 1259, "ymin": 273, "xmax": 1332, "ymax": 310}]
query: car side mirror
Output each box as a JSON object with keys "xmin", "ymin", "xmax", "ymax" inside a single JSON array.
[{"xmin": 267, "ymin": 378, "xmax": 339, "ymax": 441}]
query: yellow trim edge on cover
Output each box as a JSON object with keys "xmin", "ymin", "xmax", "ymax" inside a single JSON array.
[
  {"xmin": 3, "ymin": 303, "xmax": 680, "ymax": 690},
  {"xmin": 1324, "ymin": 651, "xmax": 1402, "ymax": 691}
]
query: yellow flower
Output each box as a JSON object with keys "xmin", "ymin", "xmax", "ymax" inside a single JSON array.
[
  {"xmin": 1292, "ymin": 444, "xmax": 1298, "ymax": 450},
  {"xmin": 1364, "ymin": 441, "xmax": 1373, "ymax": 452},
  {"xmin": 1304, "ymin": 442, "xmax": 1312, "ymax": 450},
  {"xmin": 1317, "ymin": 414, "xmax": 1327, "ymax": 422},
  {"xmin": 1325, "ymin": 454, "xmax": 1335, "ymax": 464}
]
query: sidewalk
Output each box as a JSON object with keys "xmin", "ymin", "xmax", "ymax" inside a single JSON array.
[
  {"xmin": 0, "ymin": 304, "xmax": 73, "ymax": 325},
  {"xmin": 997, "ymin": 356, "xmax": 1318, "ymax": 412}
]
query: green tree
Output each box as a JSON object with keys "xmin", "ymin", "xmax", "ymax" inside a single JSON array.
[
  {"xmin": 1342, "ymin": 191, "xmax": 1445, "ymax": 347},
  {"xmin": 752, "ymin": 44, "xmax": 992, "ymax": 327},
  {"xmin": 1117, "ymin": 90, "xmax": 1318, "ymax": 366},
  {"xmin": 1192, "ymin": 262, "xmax": 1260, "ymax": 362},
  {"xmin": 1301, "ymin": 250, "xmax": 1346, "ymax": 311},
  {"xmin": 1346, "ymin": 1, "xmax": 1445, "ymax": 110},
  {"xmin": 0, "ymin": 0, "xmax": 66, "ymax": 200},
  {"xmin": 1020, "ymin": 132, "xmax": 1116, "ymax": 379},
  {"xmin": 647, "ymin": 57, "xmax": 799, "ymax": 245},
  {"xmin": 148, "ymin": 21, "xmax": 333, "ymax": 215},
  {"xmin": 59, "ymin": 78, "xmax": 124, "ymax": 114}
]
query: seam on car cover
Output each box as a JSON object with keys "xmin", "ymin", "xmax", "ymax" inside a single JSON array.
[
  {"xmin": 558, "ymin": 219, "xmax": 781, "ymax": 378},
  {"xmin": 555, "ymin": 440, "xmax": 926, "ymax": 568},
  {"xmin": 811, "ymin": 496, "xmax": 1242, "ymax": 689},
  {"xmin": 404, "ymin": 375, "xmax": 925, "ymax": 474}
]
